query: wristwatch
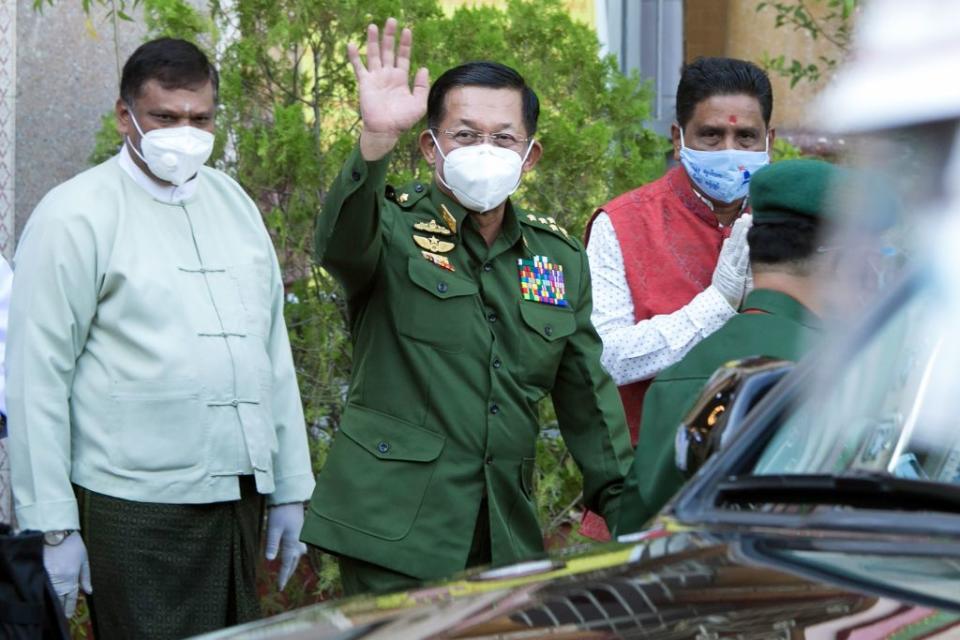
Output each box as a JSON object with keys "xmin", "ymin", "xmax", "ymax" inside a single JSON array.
[{"xmin": 43, "ymin": 530, "xmax": 76, "ymax": 546}]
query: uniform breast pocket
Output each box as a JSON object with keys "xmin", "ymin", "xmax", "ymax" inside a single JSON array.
[
  {"xmin": 397, "ymin": 256, "xmax": 479, "ymax": 353},
  {"xmin": 517, "ymin": 301, "xmax": 577, "ymax": 387}
]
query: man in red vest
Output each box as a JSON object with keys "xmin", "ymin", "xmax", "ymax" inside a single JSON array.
[{"xmin": 581, "ymin": 57, "xmax": 775, "ymax": 538}]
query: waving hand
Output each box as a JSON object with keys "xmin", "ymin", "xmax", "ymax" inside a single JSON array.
[{"xmin": 350, "ymin": 18, "xmax": 430, "ymax": 160}]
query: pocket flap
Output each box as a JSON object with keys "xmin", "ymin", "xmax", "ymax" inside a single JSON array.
[
  {"xmin": 340, "ymin": 404, "xmax": 445, "ymax": 462},
  {"xmin": 518, "ymin": 301, "xmax": 577, "ymax": 342},
  {"xmin": 407, "ymin": 257, "xmax": 478, "ymax": 299}
]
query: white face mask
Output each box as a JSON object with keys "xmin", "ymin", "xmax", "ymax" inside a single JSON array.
[
  {"xmin": 431, "ymin": 131, "xmax": 533, "ymax": 212},
  {"xmin": 678, "ymin": 128, "xmax": 770, "ymax": 204},
  {"xmin": 126, "ymin": 107, "xmax": 215, "ymax": 186}
]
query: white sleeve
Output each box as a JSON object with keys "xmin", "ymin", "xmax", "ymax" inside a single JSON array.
[
  {"xmin": 0, "ymin": 256, "xmax": 12, "ymax": 417},
  {"xmin": 586, "ymin": 212, "xmax": 736, "ymax": 386}
]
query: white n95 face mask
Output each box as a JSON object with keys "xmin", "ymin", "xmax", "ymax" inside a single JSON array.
[
  {"xmin": 431, "ymin": 131, "xmax": 533, "ymax": 212},
  {"xmin": 127, "ymin": 108, "xmax": 215, "ymax": 186},
  {"xmin": 678, "ymin": 128, "xmax": 769, "ymax": 204}
]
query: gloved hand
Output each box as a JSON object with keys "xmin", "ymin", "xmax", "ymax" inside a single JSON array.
[
  {"xmin": 710, "ymin": 214, "xmax": 753, "ymax": 310},
  {"xmin": 43, "ymin": 532, "xmax": 92, "ymax": 618},
  {"xmin": 265, "ymin": 503, "xmax": 307, "ymax": 590}
]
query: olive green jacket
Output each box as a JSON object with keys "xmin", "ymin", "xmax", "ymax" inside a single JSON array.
[
  {"xmin": 618, "ymin": 289, "xmax": 822, "ymax": 534},
  {"xmin": 301, "ymin": 147, "xmax": 631, "ymax": 580}
]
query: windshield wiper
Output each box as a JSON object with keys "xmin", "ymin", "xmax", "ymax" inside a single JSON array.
[{"xmin": 715, "ymin": 473, "xmax": 960, "ymax": 513}]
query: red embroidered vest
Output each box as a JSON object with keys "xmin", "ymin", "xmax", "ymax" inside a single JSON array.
[
  {"xmin": 578, "ymin": 167, "xmax": 735, "ymax": 541},
  {"xmin": 586, "ymin": 166, "xmax": 734, "ymax": 444}
]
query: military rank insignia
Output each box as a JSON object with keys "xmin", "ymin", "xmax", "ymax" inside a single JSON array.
[
  {"xmin": 440, "ymin": 204, "xmax": 457, "ymax": 233},
  {"xmin": 422, "ymin": 250, "xmax": 455, "ymax": 272},
  {"xmin": 518, "ymin": 256, "xmax": 568, "ymax": 307}
]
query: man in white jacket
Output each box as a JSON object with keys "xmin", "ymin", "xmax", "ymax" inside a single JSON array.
[{"xmin": 6, "ymin": 38, "xmax": 313, "ymax": 638}]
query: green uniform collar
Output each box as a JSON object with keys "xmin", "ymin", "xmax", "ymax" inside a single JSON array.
[{"xmin": 741, "ymin": 289, "xmax": 822, "ymax": 330}]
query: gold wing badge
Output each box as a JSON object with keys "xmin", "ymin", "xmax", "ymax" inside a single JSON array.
[
  {"xmin": 413, "ymin": 235, "xmax": 456, "ymax": 253},
  {"xmin": 413, "ymin": 219, "xmax": 452, "ymax": 236}
]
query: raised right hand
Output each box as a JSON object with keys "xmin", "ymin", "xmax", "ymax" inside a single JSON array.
[
  {"xmin": 711, "ymin": 214, "xmax": 753, "ymax": 310},
  {"xmin": 349, "ymin": 18, "xmax": 430, "ymax": 160},
  {"xmin": 44, "ymin": 532, "xmax": 93, "ymax": 618}
]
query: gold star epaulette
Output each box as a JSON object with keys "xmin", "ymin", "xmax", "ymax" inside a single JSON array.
[
  {"xmin": 519, "ymin": 212, "xmax": 579, "ymax": 249},
  {"xmin": 386, "ymin": 182, "xmax": 429, "ymax": 209}
]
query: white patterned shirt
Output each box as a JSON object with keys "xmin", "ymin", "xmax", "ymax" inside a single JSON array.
[{"xmin": 587, "ymin": 212, "xmax": 735, "ymax": 386}]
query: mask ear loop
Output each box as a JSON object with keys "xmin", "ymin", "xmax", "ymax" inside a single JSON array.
[
  {"xmin": 507, "ymin": 138, "xmax": 536, "ymax": 192},
  {"xmin": 125, "ymin": 104, "xmax": 149, "ymax": 164},
  {"xmin": 429, "ymin": 129, "xmax": 457, "ymax": 194}
]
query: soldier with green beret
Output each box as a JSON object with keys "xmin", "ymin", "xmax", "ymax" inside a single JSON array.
[
  {"xmin": 618, "ymin": 158, "xmax": 843, "ymax": 534},
  {"xmin": 301, "ymin": 18, "xmax": 632, "ymax": 595}
]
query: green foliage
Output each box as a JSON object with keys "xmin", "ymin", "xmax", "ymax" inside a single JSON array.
[
  {"xmin": 89, "ymin": 111, "xmax": 122, "ymax": 165},
  {"xmin": 772, "ymin": 136, "xmax": 804, "ymax": 161},
  {"xmin": 73, "ymin": 0, "xmax": 667, "ymax": 608},
  {"xmin": 756, "ymin": 0, "xmax": 859, "ymax": 87}
]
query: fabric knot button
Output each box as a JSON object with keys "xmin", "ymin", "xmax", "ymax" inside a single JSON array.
[
  {"xmin": 437, "ymin": 282, "xmax": 449, "ymax": 293},
  {"xmin": 482, "ymin": 262, "xmax": 493, "ymax": 272},
  {"xmin": 351, "ymin": 170, "xmax": 362, "ymax": 181},
  {"xmin": 377, "ymin": 441, "xmax": 390, "ymax": 454},
  {"xmin": 544, "ymin": 324, "xmax": 554, "ymax": 337},
  {"xmin": 489, "ymin": 404, "xmax": 500, "ymax": 415},
  {"xmin": 487, "ymin": 312, "xmax": 498, "ymax": 323},
  {"xmin": 492, "ymin": 358, "xmax": 502, "ymax": 369},
  {"xmin": 414, "ymin": 184, "xmax": 424, "ymax": 193}
]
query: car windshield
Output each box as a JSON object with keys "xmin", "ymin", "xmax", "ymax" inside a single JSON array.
[
  {"xmin": 751, "ymin": 281, "xmax": 960, "ymax": 485},
  {"xmin": 743, "ymin": 124, "xmax": 960, "ymax": 495}
]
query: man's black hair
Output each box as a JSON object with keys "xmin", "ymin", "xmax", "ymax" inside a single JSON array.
[
  {"xmin": 120, "ymin": 37, "xmax": 219, "ymax": 105},
  {"xmin": 427, "ymin": 61, "xmax": 539, "ymax": 136},
  {"xmin": 748, "ymin": 218, "xmax": 821, "ymax": 274},
  {"xmin": 676, "ymin": 57, "xmax": 773, "ymax": 128}
]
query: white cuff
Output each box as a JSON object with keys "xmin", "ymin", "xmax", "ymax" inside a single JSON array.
[{"xmin": 687, "ymin": 286, "xmax": 737, "ymax": 332}]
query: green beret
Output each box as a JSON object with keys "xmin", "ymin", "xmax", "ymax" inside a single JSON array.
[{"xmin": 750, "ymin": 158, "xmax": 842, "ymax": 224}]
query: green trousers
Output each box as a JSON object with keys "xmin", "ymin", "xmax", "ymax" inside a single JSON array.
[
  {"xmin": 77, "ymin": 477, "xmax": 263, "ymax": 640},
  {"xmin": 337, "ymin": 496, "xmax": 492, "ymax": 597}
]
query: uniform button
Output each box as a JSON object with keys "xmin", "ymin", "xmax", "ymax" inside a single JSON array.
[
  {"xmin": 544, "ymin": 324, "xmax": 554, "ymax": 337},
  {"xmin": 492, "ymin": 358, "xmax": 502, "ymax": 369},
  {"xmin": 483, "ymin": 262, "xmax": 493, "ymax": 272},
  {"xmin": 351, "ymin": 170, "xmax": 362, "ymax": 181},
  {"xmin": 485, "ymin": 455, "xmax": 494, "ymax": 465},
  {"xmin": 414, "ymin": 183, "xmax": 424, "ymax": 193},
  {"xmin": 437, "ymin": 282, "xmax": 449, "ymax": 293},
  {"xmin": 487, "ymin": 312, "xmax": 498, "ymax": 323},
  {"xmin": 377, "ymin": 441, "xmax": 390, "ymax": 454},
  {"xmin": 489, "ymin": 404, "xmax": 500, "ymax": 415}
]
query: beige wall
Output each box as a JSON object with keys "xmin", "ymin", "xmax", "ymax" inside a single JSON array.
[{"xmin": 685, "ymin": 0, "xmax": 843, "ymax": 130}]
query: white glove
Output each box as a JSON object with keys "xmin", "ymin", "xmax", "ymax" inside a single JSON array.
[
  {"xmin": 265, "ymin": 503, "xmax": 307, "ymax": 590},
  {"xmin": 43, "ymin": 532, "xmax": 92, "ymax": 618},
  {"xmin": 710, "ymin": 214, "xmax": 753, "ymax": 310}
]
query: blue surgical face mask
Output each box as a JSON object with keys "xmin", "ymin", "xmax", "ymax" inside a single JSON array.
[{"xmin": 679, "ymin": 128, "xmax": 770, "ymax": 204}]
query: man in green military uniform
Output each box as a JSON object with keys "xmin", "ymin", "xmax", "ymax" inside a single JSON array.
[
  {"xmin": 618, "ymin": 159, "xmax": 843, "ymax": 534},
  {"xmin": 301, "ymin": 19, "xmax": 632, "ymax": 594}
]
